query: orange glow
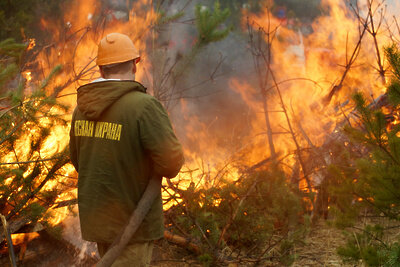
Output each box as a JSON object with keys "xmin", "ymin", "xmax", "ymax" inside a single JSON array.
[
  {"xmin": 23, "ymin": 71, "xmax": 32, "ymax": 82},
  {"xmin": 223, "ymin": 0, "xmax": 400, "ymax": 191},
  {"xmin": 9, "ymin": 0, "xmax": 158, "ymax": 227},
  {"xmin": 11, "ymin": 232, "xmax": 40, "ymax": 246},
  {"xmin": 27, "ymin": 39, "xmax": 36, "ymax": 51},
  {"xmin": 13, "ymin": 0, "xmax": 400, "ymax": 229}
]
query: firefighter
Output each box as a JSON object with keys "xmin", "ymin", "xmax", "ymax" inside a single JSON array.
[{"xmin": 69, "ymin": 32, "xmax": 184, "ymax": 266}]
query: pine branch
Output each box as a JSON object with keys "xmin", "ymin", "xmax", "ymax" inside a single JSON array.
[{"xmin": 0, "ymin": 156, "xmax": 64, "ymax": 166}]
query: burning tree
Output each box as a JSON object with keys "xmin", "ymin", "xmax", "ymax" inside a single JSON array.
[
  {"xmin": 236, "ymin": 0, "xmax": 400, "ymax": 265},
  {"xmin": 322, "ymin": 44, "xmax": 400, "ymax": 266},
  {"xmin": 0, "ymin": 37, "xmax": 74, "ymax": 262}
]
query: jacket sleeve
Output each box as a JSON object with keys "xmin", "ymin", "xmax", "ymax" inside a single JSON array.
[
  {"xmin": 69, "ymin": 108, "xmax": 79, "ymax": 172},
  {"xmin": 138, "ymin": 97, "xmax": 184, "ymax": 178}
]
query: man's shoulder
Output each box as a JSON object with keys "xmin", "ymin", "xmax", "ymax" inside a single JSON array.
[
  {"xmin": 115, "ymin": 90, "xmax": 165, "ymax": 120},
  {"xmin": 120, "ymin": 90, "xmax": 158, "ymax": 106}
]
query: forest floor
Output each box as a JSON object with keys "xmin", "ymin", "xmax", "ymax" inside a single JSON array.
[
  {"xmin": 0, "ymin": 220, "xmax": 358, "ymax": 266},
  {"xmin": 151, "ymin": 220, "xmax": 356, "ymax": 267},
  {"xmin": 291, "ymin": 220, "xmax": 355, "ymax": 267}
]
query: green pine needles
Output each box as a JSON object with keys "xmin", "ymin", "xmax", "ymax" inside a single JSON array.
[
  {"xmin": 195, "ymin": 1, "xmax": 232, "ymax": 48},
  {"xmin": 165, "ymin": 167, "xmax": 306, "ymax": 266},
  {"xmin": 387, "ymin": 44, "xmax": 400, "ymax": 108},
  {"xmin": 0, "ymin": 38, "xmax": 71, "ymax": 236},
  {"xmin": 168, "ymin": 1, "xmax": 232, "ymax": 89},
  {"xmin": 327, "ymin": 44, "xmax": 400, "ymax": 266}
]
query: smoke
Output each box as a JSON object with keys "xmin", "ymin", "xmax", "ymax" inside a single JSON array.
[
  {"xmin": 61, "ymin": 208, "xmax": 99, "ymax": 263},
  {"xmin": 161, "ymin": 0, "xmax": 400, "ymax": 168},
  {"xmin": 151, "ymin": 0, "xmax": 259, "ymax": 164},
  {"xmin": 384, "ymin": 0, "xmax": 400, "ymax": 17}
]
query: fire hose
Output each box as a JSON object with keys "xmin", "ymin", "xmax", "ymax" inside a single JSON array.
[
  {"xmin": 96, "ymin": 175, "xmax": 162, "ymax": 267},
  {"xmin": 1, "ymin": 214, "xmax": 17, "ymax": 267}
]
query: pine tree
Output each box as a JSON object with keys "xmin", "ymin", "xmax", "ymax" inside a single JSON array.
[
  {"xmin": 0, "ymin": 0, "xmax": 67, "ymax": 41},
  {"xmin": 165, "ymin": 166, "xmax": 306, "ymax": 265},
  {"xmin": 194, "ymin": 1, "xmax": 232, "ymax": 48},
  {"xmin": 0, "ymin": 38, "xmax": 71, "ymax": 240},
  {"xmin": 327, "ymin": 44, "xmax": 400, "ymax": 266},
  {"xmin": 169, "ymin": 1, "xmax": 232, "ymax": 85}
]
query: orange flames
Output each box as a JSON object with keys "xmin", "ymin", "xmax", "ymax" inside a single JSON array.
[
  {"xmin": 217, "ymin": 0, "xmax": 400, "ymax": 190},
  {"xmin": 16, "ymin": 0, "xmax": 159, "ymax": 227},
  {"xmin": 15, "ymin": 0, "xmax": 400, "ymax": 228}
]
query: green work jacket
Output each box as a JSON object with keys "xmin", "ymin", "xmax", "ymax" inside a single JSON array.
[{"xmin": 69, "ymin": 80, "xmax": 184, "ymax": 243}]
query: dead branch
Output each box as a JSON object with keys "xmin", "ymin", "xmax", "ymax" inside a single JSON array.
[
  {"xmin": 71, "ymin": 27, "xmax": 91, "ymax": 81},
  {"xmin": 268, "ymin": 52, "xmax": 313, "ymax": 193},
  {"xmin": 247, "ymin": 16, "xmax": 277, "ymax": 159},
  {"xmin": 366, "ymin": 0, "xmax": 386, "ymax": 83},
  {"xmin": 243, "ymin": 157, "xmax": 271, "ymax": 174},
  {"xmin": 0, "ymin": 157, "xmax": 63, "ymax": 166},
  {"xmin": 247, "ymin": 13, "xmax": 318, "ymax": 193},
  {"xmin": 393, "ymin": 16, "xmax": 400, "ymax": 40},
  {"xmin": 164, "ymin": 212, "xmax": 191, "ymax": 237},
  {"xmin": 325, "ymin": 8, "xmax": 369, "ymax": 104},
  {"xmin": 164, "ymin": 230, "xmax": 202, "ymax": 255},
  {"xmin": 52, "ymin": 199, "xmax": 78, "ymax": 209}
]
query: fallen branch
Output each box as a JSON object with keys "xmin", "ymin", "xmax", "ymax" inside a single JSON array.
[{"xmin": 163, "ymin": 230, "xmax": 202, "ymax": 255}]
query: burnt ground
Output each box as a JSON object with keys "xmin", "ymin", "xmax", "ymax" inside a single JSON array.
[{"xmin": 0, "ymin": 221, "xmax": 356, "ymax": 267}]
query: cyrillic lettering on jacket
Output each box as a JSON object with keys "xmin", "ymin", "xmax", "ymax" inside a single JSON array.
[{"xmin": 74, "ymin": 120, "xmax": 122, "ymax": 141}]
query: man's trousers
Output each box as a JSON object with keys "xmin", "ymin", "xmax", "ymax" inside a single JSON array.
[{"xmin": 97, "ymin": 241, "xmax": 154, "ymax": 267}]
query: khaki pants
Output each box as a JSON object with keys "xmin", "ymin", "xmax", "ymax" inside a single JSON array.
[{"xmin": 97, "ymin": 241, "xmax": 154, "ymax": 267}]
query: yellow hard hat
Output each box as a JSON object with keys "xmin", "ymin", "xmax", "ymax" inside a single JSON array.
[{"xmin": 96, "ymin": 33, "xmax": 140, "ymax": 66}]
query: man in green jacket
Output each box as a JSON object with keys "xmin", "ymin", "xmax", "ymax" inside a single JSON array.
[{"xmin": 69, "ymin": 32, "xmax": 184, "ymax": 266}]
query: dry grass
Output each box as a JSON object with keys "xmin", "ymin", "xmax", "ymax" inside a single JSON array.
[
  {"xmin": 150, "ymin": 220, "xmax": 362, "ymax": 267},
  {"xmin": 292, "ymin": 220, "xmax": 358, "ymax": 267},
  {"xmin": 1, "ymin": 219, "xmax": 369, "ymax": 266}
]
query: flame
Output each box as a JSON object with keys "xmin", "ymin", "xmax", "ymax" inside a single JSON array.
[
  {"xmin": 217, "ymin": 0, "xmax": 400, "ymax": 189},
  {"xmin": 36, "ymin": 0, "xmax": 157, "ymax": 92},
  {"xmin": 11, "ymin": 233, "xmax": 40, "ymax": 246},
  {"xmin": 8, "ymin": 0, "xmax": 158, "ymax": 228},
  {"xmin": 23, "ymin": 71, "xmax": 32, "ymax": 82},
  {"xmin": 14, "ymin": 0, "xmax": 400, "ymax": 232},
  {"xmin": 27, "ymin": 39, "xmax": 36, "ymax": 51}
]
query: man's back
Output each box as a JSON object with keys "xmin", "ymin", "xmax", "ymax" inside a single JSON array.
[{"xmin": 69, "ymin": 80, "xmax": 184, "ymax": 244}]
